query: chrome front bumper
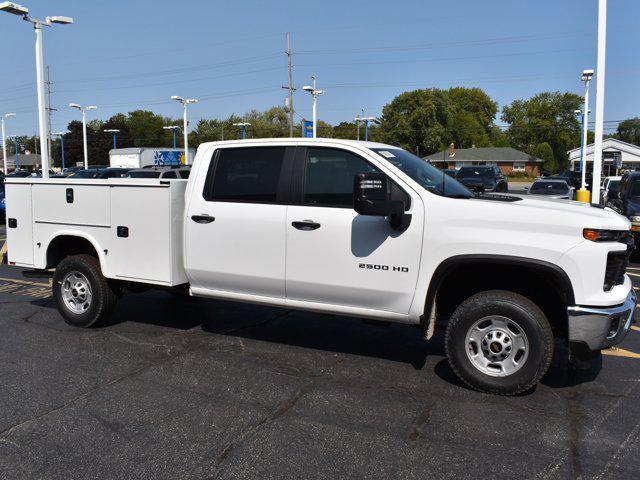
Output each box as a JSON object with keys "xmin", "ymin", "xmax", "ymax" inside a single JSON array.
[{"xmin": 567, "ymin": 289, "xmax": 638, "ymax": 351}]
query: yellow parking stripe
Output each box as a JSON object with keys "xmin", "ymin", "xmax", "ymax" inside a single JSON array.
[
  {"xmin": 627, "ymin": 272, "xmax": 640, "ymax": 278},
  {"xmin": 631, "ymin": 325, "xmax": 640, "ymax": 333},
  {"xmin": 602, "ymin": 347, "xmax": 640, "ymax": 359},
  {"xmin": 0, "ymin": 241, "xmax": 6, "ymax": 258}
]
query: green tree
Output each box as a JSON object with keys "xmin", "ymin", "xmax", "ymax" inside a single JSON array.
[
  {"xmin": 616, "ymin": 117, "xmax": 640, "ymax": 146},
  {"xmin": 125, "ymin": 110, "xmax": 166, "ymax": 147},
  {"xmin": 501, "ymin": 91, "xmax": 582, "ymax": 171},
  {"xmin": 532, "ymin": 142, "xmax": 556, "ymax": 174},
  {"xmin": 377, "ymin": 87, "xmax": 498, "ymax": 154}
]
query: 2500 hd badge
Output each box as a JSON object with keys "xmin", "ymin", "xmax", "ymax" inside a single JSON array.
[{"xmin": 359, "ymin": 263, "xmax": 409, "ymax": 272}]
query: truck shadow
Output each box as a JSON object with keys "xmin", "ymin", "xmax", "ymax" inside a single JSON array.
[{"xmin": 53, "ymin": 291, "xmax": 603, "ymax": 391}]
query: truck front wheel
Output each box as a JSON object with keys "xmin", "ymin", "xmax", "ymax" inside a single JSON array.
[
  {"xmin": 445, "ymin": 290, "xmax": 554, "ymax": 395},
  {"xmin": 52, "ymin": 254, "xmax": 118, "ymax": 328}
]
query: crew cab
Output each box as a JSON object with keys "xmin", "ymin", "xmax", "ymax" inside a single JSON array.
[{"xmin": 3, "ymin": 139, "xmax": 637, "ymax": 395}]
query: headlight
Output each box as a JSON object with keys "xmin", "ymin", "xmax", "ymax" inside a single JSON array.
[
  {"xmin": 630, "ymin": 216, "xmax": 640, "ymax": 222},
  {"xmin": 583, "ymin": 228, "xmax": 632, "ymax": 242}
]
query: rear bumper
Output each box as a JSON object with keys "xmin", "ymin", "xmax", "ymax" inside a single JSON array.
[{"xmin": 568, "ymin": 288, "xmax": 638, "ymax": 352}]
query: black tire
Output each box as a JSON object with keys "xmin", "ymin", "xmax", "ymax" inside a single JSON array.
[
  {"xmin": 445, "ymin": 290, "xmax": 554, "ymax": 395},
  {"xmin": 52, "ymin": 254, "xmax": 118, "ymax": 328}
]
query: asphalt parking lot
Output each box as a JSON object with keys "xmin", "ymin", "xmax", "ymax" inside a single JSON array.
[{"xmin": 1, "ymin": 224, "xmax": 640, "ymax": 479}]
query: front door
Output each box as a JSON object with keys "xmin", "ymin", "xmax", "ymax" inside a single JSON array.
[
  {"xmin": 185, "ymin": 145, "xmax": 292, "ymax": 299},
  {"xmin": 285, "ymin": 146, "xmax": 424, "ymax": 315}
]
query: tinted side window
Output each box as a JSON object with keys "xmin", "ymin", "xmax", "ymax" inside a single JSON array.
[
  {"xmin": 162, "ymin": 171, "xmax": 177, "ymax": 179},
  {"xmin": 205, "ymin": 147, "xmax": 285, "ymax": 203},
  {"xmin": 303, "ymin": 148, "xmax": 379, "ymax": 207}
]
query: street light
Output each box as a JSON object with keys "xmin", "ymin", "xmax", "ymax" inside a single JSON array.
[
  {"xmin": 52, "ymin": 131, "xmax": 66, "ymax": 171},
  {"xmin": 171, "ymin": 96, "xmax": 197, "ymax": 165},
  {"xmin": 1, "ymin": 112, "xmax": 16, "ymax": 174},
  {"xmin": 360, "ymin": 116, "xmax": 376, "ymax": 142},
  {"xmin": 233, "ymin": 122, "xmax": 251, "ymax": 139},
  {"xmin": 163, "ymin": 125, "xmax": 181, "ymax": 149},
  {"xmin": 69, "ymin": 103, "xmax": 96, "ymax": 169},
  {"xmin": 302, "ymin": 75, "xmax": 324, "ymax": 138},
  {"xmin": 7, "ymin": 134, "xmax": 21, "ymax": 169},
  {"xmin": 574, "ymin": 108, "xmax": 591, "ymax": 174},
  {"xmin": 576, "ymin": 69, "xmax": 594, "ymax": 202},
  {"xmin": 0, "ymin": 2, "xmax": 74, "ymax": 179},
  {"xmin": 103, "ymin": 129, "xmax": 119, "ymax": 149}
]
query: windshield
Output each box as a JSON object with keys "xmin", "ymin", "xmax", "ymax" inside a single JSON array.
[
  {"xmin": 370, "ymin": 148, "xmax": 473, "ymax": 198},
  {"xmin": 530, "ymin": 181, "xmax": 569, "ymax": 195},
  {"xmin": 456, "ymin": 167, "xmax": 493, "ymax": 178}
]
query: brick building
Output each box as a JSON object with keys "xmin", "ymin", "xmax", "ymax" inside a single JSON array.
[{"xmin": 424, "ymin": 147, "xmax": 543, "ymax": 176}]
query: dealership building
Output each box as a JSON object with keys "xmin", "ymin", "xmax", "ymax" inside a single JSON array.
[{"xmin": 568, "ymin": 138, "xmax": 640, "ymax": 176}]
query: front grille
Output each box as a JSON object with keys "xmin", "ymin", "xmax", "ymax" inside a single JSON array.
[{"xmin": 604, "ymin": 232, "xmax": 634, "ymax": 291}]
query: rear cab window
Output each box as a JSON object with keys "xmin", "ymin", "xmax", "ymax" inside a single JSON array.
[{"xmin": 203, "ymin": 147, "xmax": 287, "ymax": 203}]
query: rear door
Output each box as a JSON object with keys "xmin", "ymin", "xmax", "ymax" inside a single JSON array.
[
  {"xmin": 5, "ymin": 182, "xmax": 34, "ymax": 266},
  {"xmin": 285, "ymin": 146, "xmax": 424, "ymax": 314},
  {"xmin": 184, "ymin": 145, "xmax": 294, "ymax": 299}
]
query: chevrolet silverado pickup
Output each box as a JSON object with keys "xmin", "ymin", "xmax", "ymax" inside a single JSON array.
[{"xmin": 4, "ymin": 139, "xmax": 637, "ymax": 395}]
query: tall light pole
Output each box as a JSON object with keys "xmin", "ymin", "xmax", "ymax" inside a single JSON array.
[
  {"xmin": 8, "ymin": 135, "xmax": 20, "ymax": 169},
  {"xmin": 576, "ymin": 69, "xmax": 594, "ymax": 202},
  {"xmin": 361, "ymin": 116, "xmax": 376, "ymax": 142},
  {"xmin": 0, "ymin": 2, "xmax": 73, "ymax": 179},
  {"xmin": 233, "ymin": 122, "xmax": 251, "ymax": 139},
  {"xmin": 1, "ymin": 112, "xmax": 16, "ymax": 174},
  {"xmin": 171, "ymin": 96, "xmax": 197, "ymax": 165},
  {"xmin": 69, "ymin": 103, "xmax": 97, "ymax": 169},
  {"xmin": 573, "ymin": 108, "xmax": 591, "ymax": 173},
  {"xmin": 52, "ymin": 131, "xmax": 66, "ymax": 171},
  {"xmin": 592, "ymin": 0, "xmax": 607, "ymax": 203},
  {"xmin": 302, "ymin": 76, "xmax": 325, "ymax": 138},
  {"xmin": 163, "ymin": 125, "xmax": 180, "ymax": 148},
  {"xmin": 104, "ymin": 128, "xmax": 119, "ymax": 149}
]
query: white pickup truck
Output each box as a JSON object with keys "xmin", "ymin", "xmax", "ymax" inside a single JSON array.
[{"xmin": 4, "ymin": 139, "xmax": 637, "ymax": 395}]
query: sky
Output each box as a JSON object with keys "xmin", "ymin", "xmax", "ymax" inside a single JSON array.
[{"xmin": 0, "ymin": 0, "xmax": 638, "ymax": 138}]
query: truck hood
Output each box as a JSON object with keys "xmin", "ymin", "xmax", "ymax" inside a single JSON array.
[
  {"xmin": 447, "ymin": 195, "xmax": 631, "ymax": 234},
  {"xmin": 463, "ymin": 195, "xmax": 630, "ymax": 232}
]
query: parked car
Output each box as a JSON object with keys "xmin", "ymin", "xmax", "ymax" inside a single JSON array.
[
  {"xmin": 125, "ymin": 166, "xmax": 190, "ymax": 179},
  {"xmin": 4, "ymin": 170, "xmax": 32, "ymax": 178},
  {"xmin": 526, "ymin": 179, "xmax": 574, "ymax": 199},
  {"xmin": 455, "ymin": 166, "xmax": 508, "ymax": 193},
  {"xmin": 67, "ymin": 168, "xmax": 132, "ymax": 179},
  {"xmin": 606, "ymin": 171, "xmax": 640, "ymax": 248},
  {"xmin": 548, "ymin": 170, "xmax": 592, "ymax": 190},
  {"xmin": 443, "ymin": 168, "xmax": 457, "ymax": 178},
  {"xmin": 602, "ymin": 176, "xmax": 622, "ymax": 204}
]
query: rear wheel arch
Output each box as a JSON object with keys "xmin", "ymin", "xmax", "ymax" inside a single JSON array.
[
  {"xmin": 423, "ymin": 255, "xmax": 575, "ymax": 339},
  {"xmin": 45, "ymin": 234, "xmax": 105, "ymax": 272}
]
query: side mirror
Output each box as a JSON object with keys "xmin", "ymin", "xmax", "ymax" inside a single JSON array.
[{"xmin": 353, "ymin": 172, "xmax": 410, "ymax": 230}]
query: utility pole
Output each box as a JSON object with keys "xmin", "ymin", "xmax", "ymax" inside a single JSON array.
[
  {"xmin": 45, "ymin": 65, "xmax": 56, "ymax": 163},
  {"xmin": 283, "ymin": 32, "xmax": 296, "ymax": 137}
]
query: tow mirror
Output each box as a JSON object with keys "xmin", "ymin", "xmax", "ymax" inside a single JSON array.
[{"xmin": 353, "ymin": 172, "xmax": 411, "ymax": 231}]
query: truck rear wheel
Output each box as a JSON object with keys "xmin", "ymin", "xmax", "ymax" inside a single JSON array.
[
  {"xmin": 445, "ymin": 290, "xmax": 553, "ymax": 395},
  {"xmin": 52, "ymin": 254, "xmax": 118, "ymax": 328}
]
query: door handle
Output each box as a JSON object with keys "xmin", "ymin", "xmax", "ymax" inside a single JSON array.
[
  {"xmin": 292, "ymin": 220, "xmax": 320, "ymax": 231},
  {"xmin": 191, "ymin": 214, "xmax": 215, "ymax": 224}
]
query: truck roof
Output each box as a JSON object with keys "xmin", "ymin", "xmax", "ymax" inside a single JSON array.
[{"xmin": 196, "ymin": 138, "xmax": 396, "ymax": 150}]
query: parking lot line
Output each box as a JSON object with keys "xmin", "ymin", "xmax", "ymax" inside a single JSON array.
[
  {"xmin": 0, "ymin": 276, "xmax": 51, "ymax": 288},
  {"xmin": 602, "ymin": 347, "xmax": 640, "ymax": 359},
  {"xmin": 632, "ymin": 325, "xmax": 640, "ymax": 333},
  {"xmin": 0, "ymin": 241, "xmax": 6, "ymax": 258},
  {"xmin": 626, "ymin": 272, "xmax": 640, "ymax": 278}
]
